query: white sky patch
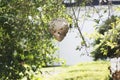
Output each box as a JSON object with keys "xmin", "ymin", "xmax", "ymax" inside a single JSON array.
[{"xmin": 37, "ymin": 7, "xmax": 42, "ymax": 12}]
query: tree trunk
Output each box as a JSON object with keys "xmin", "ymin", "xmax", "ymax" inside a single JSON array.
[{"xmin": 109, "ymin": 57, "xmax": 120, "ymax": 80}]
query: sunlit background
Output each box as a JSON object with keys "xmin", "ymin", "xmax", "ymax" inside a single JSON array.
[{"xmin": 57, "ymin": 5, "xmax": 120, "ymax": 65}]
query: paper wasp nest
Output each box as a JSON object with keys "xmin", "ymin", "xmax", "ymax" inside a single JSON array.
[{"xmin": 49, "ymin": 18, "xmax": 69, "ymax": 41}]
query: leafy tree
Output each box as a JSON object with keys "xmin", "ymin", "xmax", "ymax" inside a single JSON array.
[
  {"xmin": 0, "ymin": 0, "xmax": 70, "ymax": 79},
  {"xmin": 91, "ymin": 16, "xmax": 120, "ymax": 60}
]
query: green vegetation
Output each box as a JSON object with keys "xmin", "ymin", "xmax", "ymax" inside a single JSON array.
[
  {"xmin": 91, "ymin": 16, "xmax": 120, "ymax": 60},
  {"xmin": 0, "ymin": 0, "xmax": 70, "ymax": 79},
  {"xmin": 0, "ymin": 0, "xmax": 117, "ymax": 79},
  {"xmin": 41, "ymin": 61, "xmax": 110, "ymax": 80}
]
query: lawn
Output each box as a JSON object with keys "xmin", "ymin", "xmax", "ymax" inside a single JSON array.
[{"xmin": 41, "ymin": 61, "xmax": 110, "ymax": 80}]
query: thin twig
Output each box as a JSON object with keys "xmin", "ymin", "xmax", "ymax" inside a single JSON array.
[{"xmin": 71, "ymin": 7, "xmax": 87, "ymax": 47}]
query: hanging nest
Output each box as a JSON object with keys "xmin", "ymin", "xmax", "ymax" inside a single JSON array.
[{"xmin": 49, "ymin": 18, "xmax": 69, "ymax": 41}]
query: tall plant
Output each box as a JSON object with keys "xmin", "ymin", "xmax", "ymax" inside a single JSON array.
[{"xmin": 91, "ymin": 16, "xmax": 120, "ymax": 60}]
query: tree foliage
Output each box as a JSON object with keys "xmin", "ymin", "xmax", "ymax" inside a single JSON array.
[
  {"xmin": 0, "ymin": 0, "xmax": 70, "ymax": 79},
  {"xmin": 91, "ymin": 16, "xmax": 120, "ymax": 60}
]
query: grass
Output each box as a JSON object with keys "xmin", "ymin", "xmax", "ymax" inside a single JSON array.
[{"xmin": 41, "ymin": 61, "xmax": 110, "ymax": 80}]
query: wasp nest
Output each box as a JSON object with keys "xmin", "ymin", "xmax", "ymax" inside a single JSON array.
[{"xmin": 49, "ymin": 18, "xmax": 69, "ymax": 41}]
